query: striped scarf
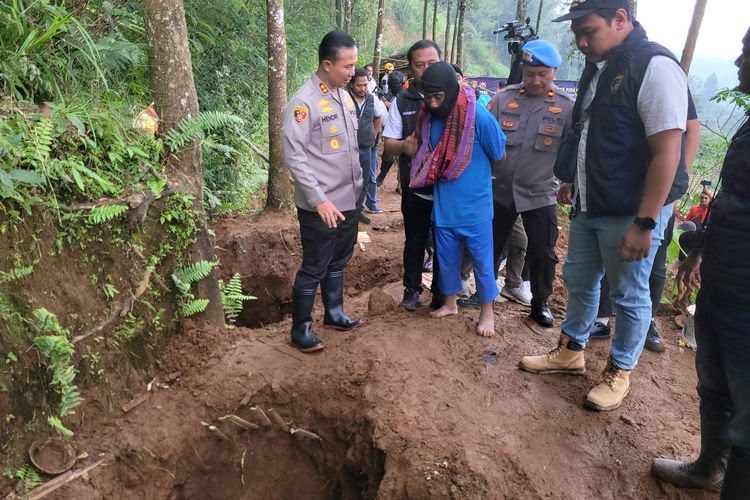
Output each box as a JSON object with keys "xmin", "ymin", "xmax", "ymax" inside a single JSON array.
[{"xmin": 409, "ymin": 85, "xmax": 476, "ymax": 189}]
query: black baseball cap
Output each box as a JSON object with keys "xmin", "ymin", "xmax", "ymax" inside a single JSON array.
[{"xmin": 552, "ymin": 0, "xmax": 630, "ymax": 22}]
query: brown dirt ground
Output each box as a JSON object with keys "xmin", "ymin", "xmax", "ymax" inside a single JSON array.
[{"xmin": 6, "ymin": 174, "xmax": 716, "ymax": 500}]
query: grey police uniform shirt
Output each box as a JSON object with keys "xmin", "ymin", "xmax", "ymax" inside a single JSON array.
[
  {"xmin": 488, "ymin": 83, "xmax": 575, "ymax": 212},
  {"xmin": 282, "ymin": 72, "xmax": 363, "ymax": 212}
]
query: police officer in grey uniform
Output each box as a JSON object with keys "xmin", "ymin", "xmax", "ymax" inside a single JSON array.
[
  {"xmin": 488, "ymin": 39, "xmax": 574, "ymax": 328},
  {"xmin": 282, "ymin": 31, "xmax": 364, "ymax": 353}
]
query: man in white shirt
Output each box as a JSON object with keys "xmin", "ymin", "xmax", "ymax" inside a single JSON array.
[{"xmin": 519, "ymin": 0, "xmax": 688, "ymax": 412}]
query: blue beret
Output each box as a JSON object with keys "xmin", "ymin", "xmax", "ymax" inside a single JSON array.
[{"xmin": 521, "ymin": 39, "xmax": 562, "ymax": 68}]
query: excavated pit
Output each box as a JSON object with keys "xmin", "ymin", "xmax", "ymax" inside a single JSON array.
[{"xmin": 169, "ymin": 393, "xmax": 385, "ymax": 499}]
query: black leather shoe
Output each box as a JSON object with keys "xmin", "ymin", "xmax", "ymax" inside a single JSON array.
[
  {"xmin": 359, "ymin": 213, "xmax": 371, "ymax": 225},
  {"xmin": 429, "ymin": 292, "xmax": 445, "ymax": 310},
  {"xmin": 529, "ymin": 302, "xmax": 554, "ymax": 328},
  {"xmin": 399, "ymin": 288, "xmax": 421, "ymax": 311},
  {"xmin": 644, "ymin": 319, "xmax": 666, "ymax": 353},
  {"xmin": 457, "ymin": 292, "xmax": 481, "ymax": 309},
  {"xmin": 589, "ymin": 320, "xmax": 611, "ymax": 341}
]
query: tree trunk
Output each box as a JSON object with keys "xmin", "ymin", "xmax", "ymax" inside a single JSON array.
[
  {"xmin": 629, "ymin": 0, "xmax": 637, "ymax": 18},
  {"xmin": 516, "ymin": 0, "xmax": 529, "ymax": 21},
  {"xmin": 456, "ymin": 0, "xmax": 465, "ymax": 68},
  {"xmin": 431, "ymin": 0, "xmax": 438, "ymax": 41},
  {"xmin": 373, "ymin": 0, "xmax": 385, "ymax": 82},
  {"xmin": 335, "ymin": 0, "xmax": 344, "ymax": 30},
  {"xmin": 344, "ymin": 0, "xmax": 353, "ymax": 33},
  {"xmin": 143, "ymin": 0, "xmax": 224, "ymax": 326},
  {"xmin": 422, "ymin": 0, "xmax": 429, "ymax": 39},
  {"xmin": 444, "ymin": 0, "xmax": 452, "ymax": 62},
  {"xmin": 265, "ymin": 0, "xmax": 291, "ymax": 210},
  {"xmin": 535, "ymin": 0, "xmax": 544, "ymax": 33},
  {"xmin": 451, "ymin": 4, "xmax": 459, "ymax": 63},
  {"xmin": 680, "ymin": 0, "xmax": 708, "ymax": 74}
]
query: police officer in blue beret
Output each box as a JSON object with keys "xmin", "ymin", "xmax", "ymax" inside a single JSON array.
[{"xmin": 487, "ymin": 39, "xmax": 575, "ymax": 328}]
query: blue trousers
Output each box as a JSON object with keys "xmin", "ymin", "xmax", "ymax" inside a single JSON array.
[
  {"xmin": 436, "ymin": 221, "xmax": 497, "ymax": 303},
  {"xmin": 560, "ymin": 204, "xmax": 671, "ymax": 369}
]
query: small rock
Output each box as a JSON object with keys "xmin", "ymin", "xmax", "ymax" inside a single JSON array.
[
  {"xmin": 620, "ymin": 414, "xmax": 637, "ymax": 427},
  {"xmin": 368, "ymin": 288, "xmax": 398, "ymax": 315}
]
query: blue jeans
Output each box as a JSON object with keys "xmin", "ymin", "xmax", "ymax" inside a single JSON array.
[
  {"xmin": 561, "ymin": 204, "xmax": 671, "ymax": 370},
  {"xmin": 359, "ymin": 146, "xmax": 379, "ymax": 211},
  {"xmin": 695, "ymin": 293, "xmax": 750, "ymax": 461}
]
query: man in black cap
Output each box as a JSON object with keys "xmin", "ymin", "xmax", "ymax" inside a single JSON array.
[
  {"xmin": 651, "ymin": 25, "xmax": 750, "ymax": 499},
  {"xmin": 519, "ymin": 0, "xmax": 689, "ymax": 412}
]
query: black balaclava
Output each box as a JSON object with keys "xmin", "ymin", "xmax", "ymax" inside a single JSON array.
[{"xmin": 419, "ymin": 62, "xmax": 459, "ymax": 119}]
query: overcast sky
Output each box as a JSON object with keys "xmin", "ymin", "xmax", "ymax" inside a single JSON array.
[{"xmin": 636, "ymin": 0, "xmax": 747, "ymax": 60}]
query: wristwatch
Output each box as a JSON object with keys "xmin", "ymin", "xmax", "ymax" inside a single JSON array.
[{"xmin": 633, "ymin": 216, "xmax": 656, "ymax": 231}]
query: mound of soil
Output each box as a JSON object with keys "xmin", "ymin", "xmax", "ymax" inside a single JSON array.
[{"xmin": 4, "ymin": 177, "xmax": 715, "ymax": 499}]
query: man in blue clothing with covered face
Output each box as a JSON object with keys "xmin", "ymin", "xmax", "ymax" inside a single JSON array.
[{"xmin": 406, "ymin": 62, "xmax": 506, "ymax": 337}]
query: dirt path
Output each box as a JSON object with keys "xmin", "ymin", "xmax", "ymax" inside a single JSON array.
[{"xmin": 13, "ymin": 176, "xmax": 715, "ymax": 500}]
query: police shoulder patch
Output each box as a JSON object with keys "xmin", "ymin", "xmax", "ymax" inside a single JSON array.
[{"xmin": 294, "ymin": 106, "xmax": 309, "ymax": 124}]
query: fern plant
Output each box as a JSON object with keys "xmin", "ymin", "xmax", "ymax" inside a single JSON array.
[
  {"xmin": 0, "ymin": 264, "xmax": 34, "ymax": 284},
  {"xmin": 219, "ymin": 273, "xmax": 256, "ymax": 326},
  {"xmin": 32, "ymin": 309, "xmax": 82, "ymax": 437},
  {"xmin": 87, "ymin": 204, "xmax": 128, "ymax": 225},
  {"xmin": 171, "ymin": 260, "xmax": 217, "ymax": 317},
  {"xmin": 5, "ymin": 463, "xmax": 43, "ymax": 493},
  {"xmin": 164, "ymin": 111, "xmax": 244, "ymax": 150}
]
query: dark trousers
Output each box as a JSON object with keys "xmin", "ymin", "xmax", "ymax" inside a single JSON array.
[
  {"xmin": 492, "ymin": 202, "xmax": 558, "ymax": 305},
  {"xmin": 597, "ymin": 213, "xmax": 676, "ymax": 318},
  {"xmin": 293, "ymin": 207, "xmax": 358, "ymax": 291},
  {"xmin": 695, "ymin": 293, "xmax": 750, "ymax": 464},
  {"xmin": 401, "ymin": 189, "xmax": 440, "ymax": 293}
]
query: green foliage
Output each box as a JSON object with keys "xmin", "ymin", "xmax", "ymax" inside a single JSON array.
[
  {"xmin": 31, "ymin": 309, "xmax": 82, "ymax": 436},
  {"xmin": 219, "ymin": 273, "xmax": 256, "ymax": 326},
  {"xmin": 164, "ymin": 111, "xmax": 244, "ymax": 150},
  {"xmin": 87, "ymin": 204, "xmax": 128, "ymax": 225},
  {"xmin": 172, "ymin": 260, "xmax": 217, "ymax": 317},
  {"xmin": 0, "ymin": 264, "xmax": 34, "ymax": 284},
  {"xmin": 4, "ymin": 463, "xmax": 43, "ymax": 493}
]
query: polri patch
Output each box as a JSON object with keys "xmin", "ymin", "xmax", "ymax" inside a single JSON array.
[{"xmin": 294, "ymin": 106, "xmax": 308, "ymax": 124}]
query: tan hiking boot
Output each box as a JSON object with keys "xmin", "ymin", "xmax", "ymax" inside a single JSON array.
[
  {"xmin": 585, "ymin": 358, "xmax": 631, "ymax": 411},
  {"xmin": 518, "ymin": 334, "xmax": 586, "ymax": 374}
]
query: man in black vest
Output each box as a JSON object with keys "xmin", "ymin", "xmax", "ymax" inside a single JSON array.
[
  {"xmin": 349, "ymin": 67, "xmax": 384, "ymax": 220},
  {"xmin": 651, "ymin": 26, "xmax": 750, "ymax": 499},
  {"xmin": 383, "ymin": 40, "xmax": 443, "ymax": 311},
  {"xmin": 519, "ymin": 0, "xmax": 688, "ymax": 412}
]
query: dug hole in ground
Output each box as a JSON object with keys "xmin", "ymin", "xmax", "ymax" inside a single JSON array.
[{"xmin": 23, "ymin": 177, "xmax": 714, "ymax": 500}]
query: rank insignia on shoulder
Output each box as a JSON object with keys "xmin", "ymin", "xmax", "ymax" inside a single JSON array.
[
  {"xmin": 294, "ymin": 106, "xmax": 308, "ymax": 124},
  {"xmin": 502, "ymin": 120, "xmax": 515, "ymax": 128},
  {"xmin": 507, "ymin": 101, "xmax": 520, "ymax": 109},
  {"xmin": 548, "ymin": 106, "xmax": 562, "ymax": 114},
  {"xmin": 319, "ymin": 82, "xmax": 329, "ymax": 94}
]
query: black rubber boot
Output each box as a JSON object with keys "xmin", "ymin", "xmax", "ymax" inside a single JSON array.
[
  {"xmin": 720, "ymin": 449, "xmax": 750, "ymax": 500},
  {"xmin": 651, "ymin": 401, "xmax": 730, "ymax": 492},
  {"xmin": 321, "ymin": 271, "xmax": 364, "ymax": 331},
  {"xmin": 290, "ymin": 288, "xmax": 325, "ymax": 353}
]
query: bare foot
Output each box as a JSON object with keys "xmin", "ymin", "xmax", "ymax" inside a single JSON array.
[
  {"xmin": 476, "ymin": 302, "xmax": 495, "ymax": 337},
  {"xmin": 429, "ymin": 304, "xmax": 458, "ymax": 318}
]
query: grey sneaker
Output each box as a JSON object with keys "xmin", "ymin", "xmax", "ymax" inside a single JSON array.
[
  {"xmin": 500, "ymin": 282, "xmax": 532, "ymax": 307},
  {"xmin": 399, "ymin": 288, "xmax": 421, "ymax": 311},
  {"xmin": 644, "ymin": 320, "xmax": 666, "ymax": 353}
]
